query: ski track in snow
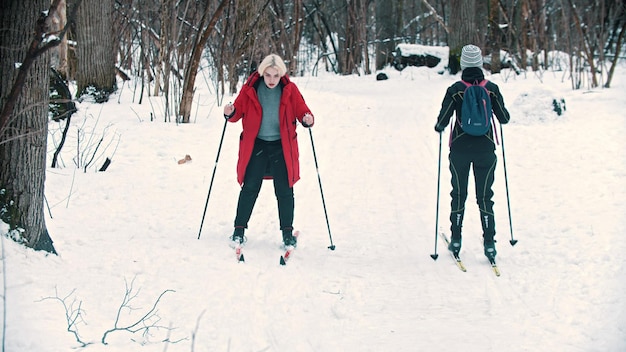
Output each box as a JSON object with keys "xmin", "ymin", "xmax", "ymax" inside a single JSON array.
[{"xmin": 2, "ymin": 66, "xmax": 625, "ymax": 351}]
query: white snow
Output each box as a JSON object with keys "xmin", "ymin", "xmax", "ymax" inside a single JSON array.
[{"xmin": 2, "ymin": 62, "xmax": 626, "ymax": 352}]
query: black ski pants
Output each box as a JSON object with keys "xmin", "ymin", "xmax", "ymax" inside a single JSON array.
[
  {"xmin": 448, "ymin": 150, "xmax": 497, "ymax": 242},
  {"xmin": 234, "ymin": 139, "xmax": 294, "ymax": 232}
]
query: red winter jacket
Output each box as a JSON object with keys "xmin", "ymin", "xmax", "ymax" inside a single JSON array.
[{"xmin": 228, "ymin": 72, "xmax": 314, "ymax": 187}]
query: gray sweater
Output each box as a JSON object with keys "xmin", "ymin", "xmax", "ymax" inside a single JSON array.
[{"xmin": 256, "ymin": 82, "xmax": 282, "ymax": 141}]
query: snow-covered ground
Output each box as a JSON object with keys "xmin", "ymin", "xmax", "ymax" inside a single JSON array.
[{"xmin": 2, "ymin": 61, "xmax": 625, "ymax": 352}]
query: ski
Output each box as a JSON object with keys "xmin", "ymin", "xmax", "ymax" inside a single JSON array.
[
  {"xmin": 488, "ymin": 258, "xmax": 500, "ymax": 276},
  {"xmin": 229, "ymin": 237, "xmax": 245, "ymax": 262},
  {"xmin": 235, "ymin": 244, "xmax": 245, "ymax": 262},
  {"xmin": 279, "ymin": 231, "xmax": 300, "ymax": 265},
  {"xmin": 439, "ymin": 233, "xmax": 466, "ymax": 272}
]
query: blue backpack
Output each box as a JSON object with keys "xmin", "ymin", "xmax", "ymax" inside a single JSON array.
[{"xmin": 459, "ymin": 80, "xmax": 493, "ymax": 136}]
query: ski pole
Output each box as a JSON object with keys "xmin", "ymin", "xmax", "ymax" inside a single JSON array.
[
  {"xmin": 499, "ymin": 124, "xmax": 517, "ymax": 246},
  {"xmin": 308, "ymin": 128, "xmax": 335, "ymax": 250},
  {"xmin": 431, "ymin": 132, "xmax": 443, "ymax": 260},
  {"xmin": 197, "ymin": 119, "xmax": 228, "ymax": 239}
]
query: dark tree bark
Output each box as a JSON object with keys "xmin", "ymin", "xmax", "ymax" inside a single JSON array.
[
  {"xmin": 448, "ymin": 0, "xmax": 478, "ymax": 74},
  {"xmin": 0, "ymin": 0, "xmax": 58, "ymax": 254},
  {"xmin": 488, "ymin": 0, "xmax": 502, "ymax": 73},
  {"xmin": 343, "ymin": 0, "xmax": 366, "ymax": 74},
  {"xmin": 75, "ymin": 0, "xmax": 117, "ymax": 102},
  {"xmin": 375, "ymin": 0, "xmax": 397, "ymax": 70}
]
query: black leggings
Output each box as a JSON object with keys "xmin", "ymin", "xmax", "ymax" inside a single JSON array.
[
  {"xmin": 448, "ymin": 150, "xmax": 497, "ymax": 241},
  {"xmin": 234, "ymin": 139, "xmax": 294, "ymax": 231}
]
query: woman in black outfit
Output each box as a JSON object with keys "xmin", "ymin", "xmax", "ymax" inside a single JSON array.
[{"xmin": 434, "ymin": 44, "xmax": 511, "ymax": 260}]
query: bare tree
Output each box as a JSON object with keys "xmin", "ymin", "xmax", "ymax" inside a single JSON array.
[
  {"xmin": 496, "ymin": 1, "xmax": 524, "ymax": 69},
  {"xmin": 179, "ymin": 0, "xmax": 229, "ymax": 123},
  {"xmin": 0, "ymin": 0, "xmax": 69, "ymax": 254},
  {"xmin": 214, "ymin": 0, "xmax": 272, "ymax": 96},
  {"xmin": 269, "ymin": 0, "xmax": 306, "ymax": 75},
  {"xmin": 604, "ymin": 3, "xmax": 626, "ymax": 88},
  {"xmin": 341, "ymin": 0, "xmax": 368, "ymax": 74},
  {"xmin": 304, "ymin": 0, "xmax": 341, "ymax": 73}
]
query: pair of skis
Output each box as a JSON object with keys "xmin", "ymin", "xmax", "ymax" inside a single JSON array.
[
  {"xmin": 233, "ymin": 231, "xmax": 300, "ymax": 265},
  {"xmin": 439, "ymin": 233, "xmax": 500, "ymax": 276}
]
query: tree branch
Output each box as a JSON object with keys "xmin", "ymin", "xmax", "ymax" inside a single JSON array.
[
  {"xmin": 101, "ymin": 277, "xmax": 176, "ymax": 345},
  {"xmin": 39, "ymin": 287, "xmax": 92, "ymax": 347},
  {"xmin": 420, "ymin": 0, "xmax": 449, "ymax": 33}
]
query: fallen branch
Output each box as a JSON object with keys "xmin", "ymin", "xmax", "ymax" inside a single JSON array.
[
  {"xmin": 101, "ymin": 277, "xmax": 175, "ymax": 345},
  {"xmin": 39, "ymin": 287, "xmax": 91, "ymax": 347}
]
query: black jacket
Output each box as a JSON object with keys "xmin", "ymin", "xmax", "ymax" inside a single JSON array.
[{"xmin": 435, "ymin": 67, "xmax": 511, "ymax": 152}]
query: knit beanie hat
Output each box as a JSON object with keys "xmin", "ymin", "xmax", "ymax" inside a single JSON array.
[{"xmin": 460, "ymin": 44, "xmax": 483, "ymax": 70}]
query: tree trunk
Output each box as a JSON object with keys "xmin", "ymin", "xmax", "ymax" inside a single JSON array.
[
  {"xmin": 0, "ymin": 0, "xmax": 57, "ymax": 254},
  {"xmin": 50, "ymin": 0, "xmax": 69, "ymax": 77},
  {"xmin": 375, "ymin": 0, "xmax": 396, "ymax": 70},
  {"xmin": 343, "ymin": 0, "xmax": 361, "ymax": 74},
  {"xmin": 567, "ymin": 0, "xmax": 599, "ymax": 87},
  {"xmin": 360, "ymin": 0, "xmax": 370, "ymax": 75},
  {"xmin": 448, "ymin": 0, "xmax": 478, "ymax": 74},
  {"xmin": 604, "ymin": 21, "xmax": 626, "ymax": 88},
  {"xmin": 179, "ymin": 0, "xmax": 229, "ymax": 123},
  {"xmin": 75, "ymin": 0, "xmax": 117, "ymax": 102},
  {"xmin": 488, "ymin": 0, "xmax": 502, "ymax": 73},
  {"xmin": 290, "ymin": 0, "xmax": 304, "ymax": 75}
]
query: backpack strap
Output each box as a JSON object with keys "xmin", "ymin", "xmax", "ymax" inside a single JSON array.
[
  {"xmin": 479, "ymin": 80, "xmax": 499, "ymax": 145},
  {"xmin": 450, "ymin": 81, "xmax": 468, "ymax": 146}
]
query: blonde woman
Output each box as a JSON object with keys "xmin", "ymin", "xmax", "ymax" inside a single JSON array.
[{"xmin": 223, "ymin": 54, "xmax": 314, "ymax": 248}]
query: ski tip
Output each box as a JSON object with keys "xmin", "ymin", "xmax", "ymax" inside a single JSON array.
[
  {"xmin": 239, "ymin": 254, "xmax": 245, "ymax": 262},
  {"xmin": 279, "ymin": 256, "xmax": 286, "ymax": 265},
  {"xmin": 430, "ymin": 254, "xmax": 439, "ymax": 261},
  {"xmin": 510, "ymin": 239, "xmax": 519, "ymax": 246}
]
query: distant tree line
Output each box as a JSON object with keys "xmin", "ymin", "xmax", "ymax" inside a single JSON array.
[
  {"xmin": 0, "ymin": 0, "xmax": 624, "ymax": 253},
  {"xmin": 64, "ymin": 0, "xmax": 626, "ymax": 120}
]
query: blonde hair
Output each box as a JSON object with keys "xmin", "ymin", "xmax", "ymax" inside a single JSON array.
[{"xmin": 257, "ymin": 54, "xmax": 287, "ymax": 77}]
